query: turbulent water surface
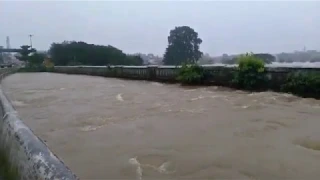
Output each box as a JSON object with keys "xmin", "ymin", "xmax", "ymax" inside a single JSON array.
[{"xmin": 2, "ymin": 73, "xmax": 320, "ymax": 180}]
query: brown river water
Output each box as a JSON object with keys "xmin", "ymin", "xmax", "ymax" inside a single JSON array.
[{"xmin": 2, "ymin": 73, "xmax": 320, "ymax": 180}]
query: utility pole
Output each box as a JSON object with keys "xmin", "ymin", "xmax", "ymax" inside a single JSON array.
[{"xmin": 29, "ymin": 34, "xmax": 33, "ymax": 48}]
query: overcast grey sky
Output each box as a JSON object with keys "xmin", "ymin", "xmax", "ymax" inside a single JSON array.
[{"xmin": 0, "ymin": 1, "xmax": 319, "ymax": 56}]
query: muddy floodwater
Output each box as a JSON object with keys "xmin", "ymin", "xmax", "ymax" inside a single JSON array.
[{"xmin": 2, "ymin": 73, "xmax": 320, "ymax": 180}]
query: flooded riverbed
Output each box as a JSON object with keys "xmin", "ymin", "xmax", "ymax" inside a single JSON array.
[{"xmin": 2, "ymin": 73, "xmax": 320, "ymax": 180}]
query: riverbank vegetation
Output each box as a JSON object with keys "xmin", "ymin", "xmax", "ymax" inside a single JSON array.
[
  {"xmin": 232, "ymin": 53, "xmax": 267, "ymax": 90},
  {"xmin": 176, "ymin": 53, "xmax": 319, "ymax": 99},
  {"xmin": 177, "ymin": 64, "xmax": 207, "ymax": 84},
  {"xmin": 281, "ymin": 72, "xmax": 320, "ymax": 99}
]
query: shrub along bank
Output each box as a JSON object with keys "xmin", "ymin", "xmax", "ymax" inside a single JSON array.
[
  {"xmin": 177, "ymin": 64, "xmax": 211, "ymax": 84},
  {"xmin": 281, "ymin": 72, "xmax": 320, "ymax": 99},
  {"xmin": 232, "ymin": 53, "xmax": 267, "ymax": 90},
  {"xmin": 177, "ymin": 53, "xmax": 319, "ymax": 99}
]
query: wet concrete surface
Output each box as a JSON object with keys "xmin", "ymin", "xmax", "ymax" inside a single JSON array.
[{"xmin": 2, "ymin": 72, "xmax": 320, "ymax": 180}]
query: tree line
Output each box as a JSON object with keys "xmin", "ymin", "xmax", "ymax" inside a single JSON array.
[
  {"xmin": 16, "ymin": 25, "xmax": 320, "ymax": 66},
  {"xmin": 16, "ymin": 42, "xmax": 143, "ymax": 66},
  {"xmin": 49, "ymin": 41, "xmax": 143, "ymax": 66}
]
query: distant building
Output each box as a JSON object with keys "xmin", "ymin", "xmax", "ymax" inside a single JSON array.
[{"xmin": 134, "ymin": 53, "xmax": 163, "ymax": 65}]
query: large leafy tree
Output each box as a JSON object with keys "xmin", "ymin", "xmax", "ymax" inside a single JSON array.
[
  {"xmin": 28, "ymin": 52, "xmax": 46, "ymax": 66},
  {"xmin": 163, "ymin": 26, "xmax": 203, "ymax": 65}
]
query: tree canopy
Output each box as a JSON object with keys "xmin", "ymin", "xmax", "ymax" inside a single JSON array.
[
  {"xmin": 253, "ymin": 53, "xmax": 276, "ymax": 64},
  {"xmin": 28, "ymin": 52, "xmax": 46, "ymax": 66},
  {"xmin": 163, "ymin": 26, "xmax": 203, "ymax": 65},
  {"xmin": 49, "ymin": 41, "xmax": 143, "ymax": 66}
]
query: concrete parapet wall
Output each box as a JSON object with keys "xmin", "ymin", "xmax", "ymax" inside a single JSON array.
[
  {"xmin": 0, "ymin": 68, "xmax": 78, "ymax": 180},
  {"xmin": 54, "ymin": 65, "xmax": 320, "ymax": 89}
]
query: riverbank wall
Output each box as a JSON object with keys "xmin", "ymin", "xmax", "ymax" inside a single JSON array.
[
  {"xmin": 53, "ymin": 65, "xmax": 320, "ymax": 90},
  {"xmin": 0, "ymin": 68, "xmax": 78, "ymax": 180}
]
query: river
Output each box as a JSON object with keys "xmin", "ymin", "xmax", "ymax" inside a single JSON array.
[{"xmin": 2, "ymin": 73, "xmax": 320, "ymax": 180}]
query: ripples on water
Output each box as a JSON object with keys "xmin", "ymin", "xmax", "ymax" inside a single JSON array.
[{"xmin": 2, "ymin": 73, "xmax": 320, "ymax": 180}]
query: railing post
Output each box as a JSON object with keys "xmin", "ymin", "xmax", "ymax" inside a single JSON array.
[
  {"xmin": 147, "ymin": 65, "xmax": 157, "ymax": 80},
  {"xmin": 115, "ymin": 66, "xmax": 123, "ymax": 77}
]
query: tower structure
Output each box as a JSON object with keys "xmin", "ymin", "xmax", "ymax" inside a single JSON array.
[
  {"xmin": 4, "ymin": 36, "xmax": 13, "ymax": 64},
  {"xmin": 6, "ymin": 36, "xmax": 11, "ymax": 49}
]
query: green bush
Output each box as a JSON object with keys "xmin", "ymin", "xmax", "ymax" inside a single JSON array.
[
  {"xmin": 281, "ymin": 72, "xmax": 320, "ymax": 98},
  {"xmin": 177, "ymin": 64, "xmax": 206, "ymax": 84},
  {"xmin": 233, "ymin": 53, "xmax": 267, "ymax": 90}
]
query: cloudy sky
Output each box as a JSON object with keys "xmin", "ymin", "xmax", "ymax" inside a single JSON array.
[{"xmin": 0, "ymin": 1, "xmax": 319, "ymax": 56}]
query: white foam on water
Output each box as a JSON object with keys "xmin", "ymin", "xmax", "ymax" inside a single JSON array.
[
  {"xmin": 157, "ymin": 161, "xmax": 175, "ymax": 174},
  {"xmin": 80, "ymin": 125, "xmax": 104, "ymax": 132},
  {"xmin": 241, "ymin": 105, "xmax": 249, "ymax": 109},
  {"xmin": 24, "ymin": 90, "xmax": 38, "ymax": 94},
  {"xmin": 190, "ymin": 95, "xmax": 205, "ymax": 101},
  {"xmin": 283, "ymin": 93, "xmax": 295, "ymax": 98},
  {"xmin": 270, "ymin": 97, "xmax": 277, "ymax": 101},
  {"xmin": 116, "ymin": 94, "xmax": 124, "ymax": 101},
  {"xmin": 151, "ymin": 82, "xmax": 163, "ymax": 86},
  {"xmin": 129, "ymin": 157, "xmax": 143, "ymax": 180},
  {"xmin": 184, "ymin": 89, "xmax": 197, "ymax": 92},
  {"xmin": 248, "ymin": 92, "xmax": 263, "ymax": 96},
  {"xmin": 128, "ymin": 157, "xmax": 175, "ymax": 179},
  {"xmin": 11, "ymin": 100, "xmax": 27, "ymax": 107},
  {"xmin": 210, "ymin": 95, "xmax": 226, "ymax": 99}
]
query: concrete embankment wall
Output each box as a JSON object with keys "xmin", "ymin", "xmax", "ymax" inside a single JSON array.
[
  {"xmin": 0, "ymin": 68, "xmax": 78, "ymax": 180},
  {"xmin": 54, "ymin": 65, "xmax": 320, "ymax": 89}
]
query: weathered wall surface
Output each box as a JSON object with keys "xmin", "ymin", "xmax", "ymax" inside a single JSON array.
[
  {"xmin": 54, "ymin": 65, "xmax": 320, "ymax": 89},
  {"xmin": 0, "ymin": 68, "xmax": 78, "ymax": 180}
]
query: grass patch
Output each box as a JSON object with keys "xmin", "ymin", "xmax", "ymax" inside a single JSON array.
[{"xmin": 0, "ymin": 150, "xmax": 19, "ymax": 180}]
